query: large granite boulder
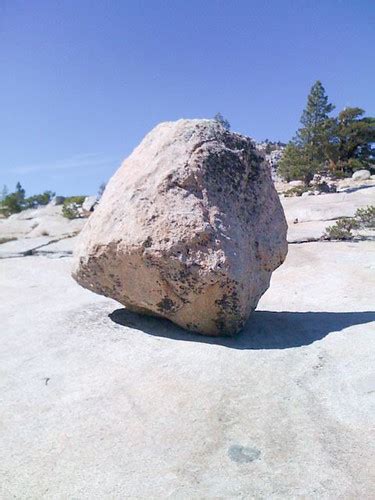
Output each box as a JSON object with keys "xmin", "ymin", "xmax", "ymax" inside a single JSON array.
[
  {"xmin": 352, "ymin": 169, "xmax": 371, "ymax": 181},
  {"xmin": 72, "ymin": 119, "xmax": 288, "ymax": 336}
]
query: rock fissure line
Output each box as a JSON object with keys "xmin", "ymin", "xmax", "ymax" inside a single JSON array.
[{"xmin": 0, "ymin": 234, "xmax": 75, "ymax": 260}]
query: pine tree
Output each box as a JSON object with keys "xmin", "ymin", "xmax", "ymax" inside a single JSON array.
[
  {"xmin": 278, "ymin": 143, "xmax": 320, "ymax": 185},
  {"xmin": 15, "ymin": 181, "xmax": 25, "ymax": 203},
  {"xmin": 213, "ymin": 112, "xmax": 231, "ymax": 130},
  {"xmin": 323, "ymin": 107, "xmax": 375, "ymax": 173},
  {"xmin": 98, "ymin": 182, "xmax": 106, "ymax": 198},
  {"xmin": 296, "ymin": 80, "xmax": 334, "ymax": 159},
  {"xmin": 278, "ymin": 81, "xmax": 334, "ymax": 185},
  {"xmin": 297, "ymin": 80, "xmax": 335, "ymax": 146},
  {"xmin": 0, "ymin": 185, "xmax": 8, "ymax": 201}
]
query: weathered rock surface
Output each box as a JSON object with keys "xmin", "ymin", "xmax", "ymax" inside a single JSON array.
[
  {"xmin": 288, "ymin": 180, "xmax": 304, "ymax": 187},
  {"xmin": 72, "ymin": 119, "xmax": 288, "ymax": 335}
]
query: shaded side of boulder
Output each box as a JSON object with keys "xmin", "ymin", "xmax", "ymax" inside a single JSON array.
[{"xmin": 72, "ymin": 119, "xmax": 288, "ymax": 336}]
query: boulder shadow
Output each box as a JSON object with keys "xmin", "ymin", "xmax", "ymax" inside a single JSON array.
[
  {"xmin": 108, "ymin": 308, "xmax": 375, "ymax": 350},
  {"xmin": 337, "ymin": 184, "xmax": 375, "ymax": 194}
]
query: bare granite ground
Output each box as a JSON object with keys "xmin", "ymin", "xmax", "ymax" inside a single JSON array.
[
  {"xmin": 1, "ymin": 183, "xmax": 374, "ymax": 497},
  {"xmin": 1, "ymin": 240, "xmax": 374, "ymax": 498},
  {"xmin": 282, "ymin": 184, "xmax": 375, "ymax": 242}
]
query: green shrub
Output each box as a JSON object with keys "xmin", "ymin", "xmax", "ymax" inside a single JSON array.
[
  {"xmin": 0, "ymin": 192, "xmax": 23, "ymax": 217},
  {"xmin": 347, "ymin": 158, "xmax": 367, "ymax": 172},
  {"xmin": 323, "ymin": 205, "xmax": 374, "ymax": 240},
  {"xmin": 330, "ymin": 170, "xmax": 352, "ymax": 179},
  {"xmin": 25, "ymin": 191, "xmax": 55, "ymax": 208},
  {"xmin": 62, "ymin": 196, "xmax": 86, "ymax": 219},
  {"xmin": 323, "ymin": 218, "xmax": 359, "ymax": 241},
  {"xmin": 284, "ymin": 181, "xmax": 337, "ymax": 198},
  {"xmin": 277, "ymin": 143, "xmax": 321, "ymax": 185},
  {"xmin": 284, "ymin": 186, "xmax": 311, "ymax": 197},
  {"xmin": 354, "ymin": 205, "xmax": 375, "ymax": 228}
]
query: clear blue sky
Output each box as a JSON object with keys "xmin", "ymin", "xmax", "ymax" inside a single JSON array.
[{"xmin": 1, "ymin": 0, "xmax": 374, "ymax": 196}]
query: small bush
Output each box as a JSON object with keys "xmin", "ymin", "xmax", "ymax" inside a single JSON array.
[
  {"xmin": 323, "ymin": 218, "xmax": 358, "ymax": 240},
  {"xmin": 330, "ymin": 170, "xmax": 351, "ymax": 180},
  {"xmin": 284, "ymin": 186, "xmax": 311, "ymax": 197},
  {"xmin": 323, "ymin": 205, "xmax": 375, "ymax": 240},
  {"xmin": 347, "ymin": 158, "xmax": 367, "ymax": 172},
  {"xmin": 284, "ymin": 182, "xmax": 337, "ymax": 197},
  {"xmin": 25, "ymin": 191, "xmax": 55, "ymax": 208},
  {"xmin": 354, "ymin": 205, "xmax": 375, "ymax": 228},
  {"xmin": 62, "ymin": 196, "xmax": 86, "ymax": 219}
]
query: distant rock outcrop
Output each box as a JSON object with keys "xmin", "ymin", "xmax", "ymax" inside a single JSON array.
[
  {"xmin": 255, "ymin": 141, "xmax": 285, "ymax": 181},
  {"xmin": 352, "ymin": 169, "xmax": 371, "ymax": 181},
  {"xmin": 82, "ymin": 196, "xmax": 98, "ymax": 213},
  {"xmin": 72, "ymin": 119, "xmax": 288, "ymax": 336},
  {"xmin": 50, "ymin": 196, "xmax": 65, "ymax": 206}
]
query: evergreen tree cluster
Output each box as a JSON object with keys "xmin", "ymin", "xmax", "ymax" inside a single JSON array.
[
  {"xmin": 278, "ymin": 81, "xmax": 375, "ymax": 184},
  {"xmin": 0, "ymin": 182, "xmax": 55, "ymax": 217}
]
